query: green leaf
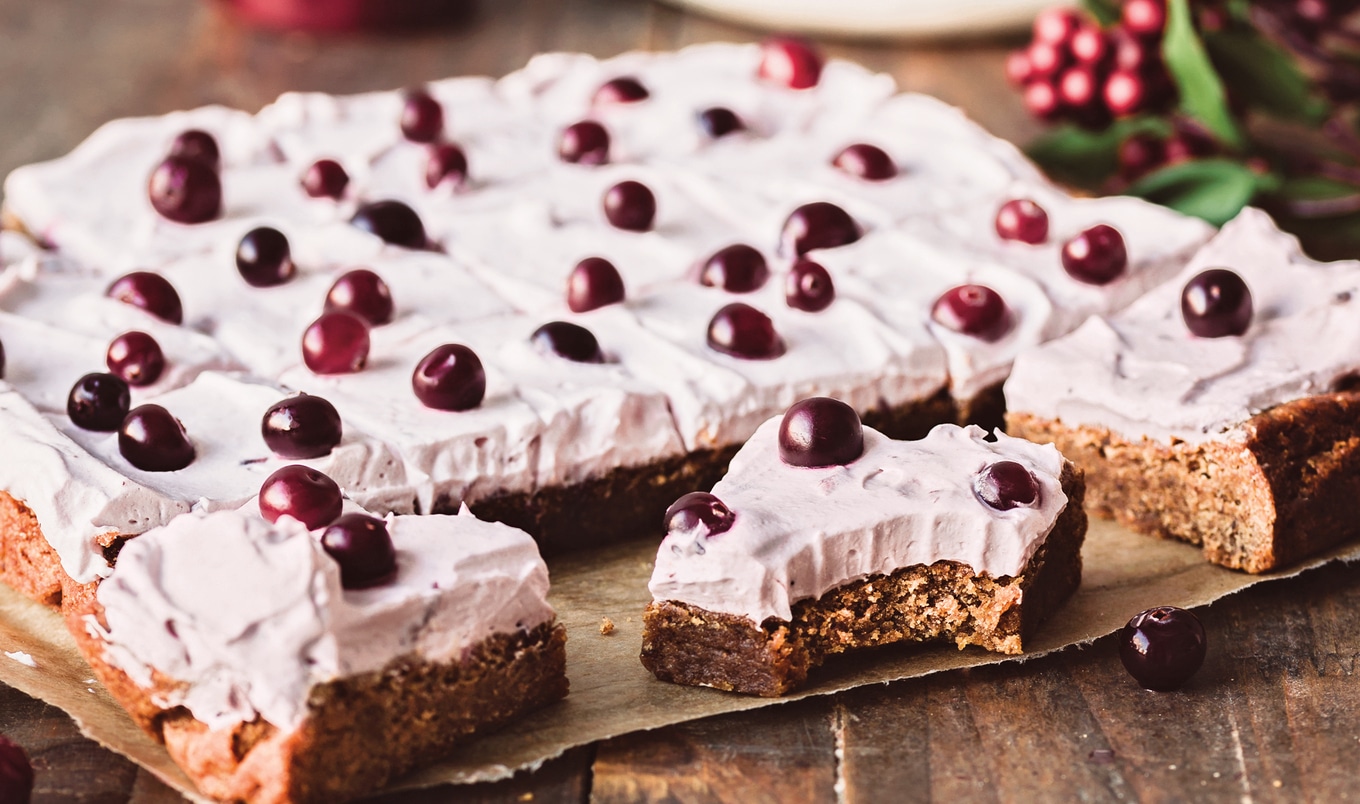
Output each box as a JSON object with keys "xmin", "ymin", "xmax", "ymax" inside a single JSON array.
[
  {"xmin": 1080, "ymin": 0, "xmax": 1121, "ymax": 26},
  {"xmin": 1275, "ymin": 175, "xmax": 1359, "ymax": 202},
  {"xmin": 1025, "ymin": 117, "xmax": 1171, "ymax": 189},
  {"xmin": 1162, "ymin": 0, "xmax": 1247, "ymax": 149},
  {"xmin": 1123, "ymin": 158, "xmax": 1274, "ymax": 225},
  {"xmin": 1205, "ymin": 29, "xmax": 1328, "ymax": 124}
]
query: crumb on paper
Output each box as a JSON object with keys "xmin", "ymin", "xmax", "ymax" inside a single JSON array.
[
  {"xmin": 3, "ymin": 650, "xmax": 36, "ymax": 668},
  {"xmin": 599, "ymin": 617, "xmax": 615, "ymax": 636}
]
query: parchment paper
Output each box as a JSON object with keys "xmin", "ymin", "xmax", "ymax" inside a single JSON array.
[{"xmin": 2, "ymin": 518, "xmax": 1358, "ymax": 801}]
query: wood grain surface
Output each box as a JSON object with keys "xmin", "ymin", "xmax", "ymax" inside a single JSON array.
[{"xmin": 2, "ymin": 2, "xmax": 1359, "ymax": 803}]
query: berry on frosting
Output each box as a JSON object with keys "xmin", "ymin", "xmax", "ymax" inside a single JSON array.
[
  {"xmin": 400, "ymin": 89, "xmax": 444, "ymax": 143},
  {"xmin": 974, "ymin": 460, "xmax": 1040, "ymax": 510},
  {"xmin": 1181, "ymin": 268, "xmax": 1252, "ymax": 338},
  {"xmin": 707, "ymin": 302, "xmax": 785, "ymax": 360},
  {"xmin": 167, "ymin": 129, "xmax": 221, "ymax": 171},
  {"xmin": 301, "ymin": 158, "xmax": 349, "ymax": 199},
  {"xmin": 413, "ymin": 343, "xmax": 486, "ymax": 411},
  {"xmin": 594, "ymin": 76, "xmax": 649, "ymax": 105},
  {"xmin": 351, "ymin": 200, "xmax": 427, "ymax": 249},
  {"xmin": 262, "ymin": 394, "xmax": 343, "ymax": 459},
  {"xmin": 302, "ymin": 312, "xmax": 370, "ymax": 375},
  {"xmin": 148, "ymin": 157, "xmax": 222, "ymax": 224},
  {"xmin": 106, "ymin": 331, "xmax": 165, "ymax": 386},
  {"xmin": 566, "ymin": 257, "xmax": 626, "ymax": 313},
  {"xmin": 832, "ymin": 144, "xmax": 898, "ymax": 181},
  {"xmin": 531, "ymin": 321, "xmax": 605, "ymax": 363},
  {"xmin": 758, "ymin": 36, "xmax": 824, "ymax": 89},
  {"xmin": 321, "ymin": 513, "xmax": 398, "ymax": 589},
  {"xmin": 698, "ymin": 107, "xmax": 745, "ymax": 138},
  {"xmin": 236, "ymin": 227, "xmax": 296, "ymax": 288},
  {"xmin": 995, "ymin": 199, "xmax": 1049, "ymax": 244},
  {"xmin": 603, "ymin": 180, "xmax": 656, "ymax": 232},
  {"xmin": 425, "ymin": 142, "xmax": 469, "ymax": 190},
  {"xmin": 119, "ymin": 404, "xmax": 195, "ymax": 472},
  {"xmin": 777, "ymin": 397, "xmax": 864, "ymax": 468},
  {"xmin": 665, "ymin": 491, "xmax": 736, "ymax": 537},
  {"xmin": 699, "ymin": 244, "xmax": 770, "ymax": 293},
  {"xmin": 68, "ymin": 372, "xmax": 130, "ymax": 432},
  {"xmin": 932, "ymin": 284, "xmax": 1013, "ymax": 340},
  {"xmin": 0, "ymin": 734, "xmax": 34, "ymax": 804},
  {"xmin": 326, "ymin": 269, "xmax": 395, "ymax": 327},
  {"xmin": 1119, "ymin": 605, "xmax": 1206, "ymax": 691},
  {"xmin": 558, "ymin": 121, "xmax": 610, "ymax": 165},
  {"xmin": 258, "ymin": 465, "xmax": 342, "ymax": 529},
  {"xmin": 1062, "ymin": 224, "xmax": 1128, "ymax": 285},
  {"xmin": 780, "ymin": 201, "xmax": 861, "ymax": 257},
  {"xmin": 107, "ymin": 271, "xmax": 184, "ymax": 324},
  {"xmin": 785, "ymin": 258, "xmax": 835, "ymax": 312}
]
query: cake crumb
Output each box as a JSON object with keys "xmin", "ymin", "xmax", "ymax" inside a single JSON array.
[
  {"xmin": 599, "ymin": 617, "xmax": 616, "ymax": 636},
  {"xmin": 1273, "ymin": 780, "xmax": 1283, "ymax": 788}
]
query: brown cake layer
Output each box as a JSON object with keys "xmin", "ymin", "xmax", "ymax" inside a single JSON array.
[
  {"xmin": 1007, "ymin": 391, "xmax": 1360, "ymax": 573},
  {"xmin": 62, "ymin": 579, "xmax": 568, "ymax": 804},
  {"xmin": 0, "ymin": 492, "xmax": 67, "ymax": 607},
  {"xmin": 640, "ymin": 461, "xmax": 1086, "ymax": 696}
]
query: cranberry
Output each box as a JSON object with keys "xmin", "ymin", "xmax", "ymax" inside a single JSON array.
[
  {"xmin": 1111, "ymin": 27, "xmax": 1154, "ymax": 70},
  {"xmin": 321, "ymin": 513, "xmax": 398, "ymax": 589},
  {"xmin": 106, "ymin": 331, "xmax": 166, "ymax": 386},
  {"xmin": 594, "ymin": 77, "xmax": 649, "ymax": 104},
  {"xmin": 0, "ymin": 338, "xmax": 5, "ymax": 380},
  {"xmin": 1070, "ymin": 24, "xmax": 1108, "ymax": 64},
  {"xmin": 351, "ymin": 200, "xmax": 427, "ymax": 249},
  {"xmin": 698, "ymin": 107, "xmax": 744, "ymax": 138},
  {"xmin": 758, "ymin": 36, "xmax": 823, "ymax": 89},
  {"xmin": 148, "ymin": 157, "xmax": 222, "ymax": 224},
  {"xmin": 1181, "ymin": 269, "xmax": 1253, "ymax": 338},
  {"xmin": 258, "ymin": 465, "xmax": 342, "ymax": 529},
  {"xmin": 425, "ymin": 142, "xmax": 468, "ymax": 189},
  {"xmin": 1166, "ymin": 122, "xmax": 1218, "ymax": 163},
  {"xmin": 235, "ymin": 226, "xmax": 296, "ymax": 288},
  {"xmin": 932, "ymin": 284, "xmax": 1012, "ymax": 340},
  {"xmin": 832, "ymin": 144, "xmax": 898, "ymax": 181},
  {"xmin": 566, "ymin": 257, "xmax": 626, "ymax": 312},
  {"xmin": 106, "ymin": 272, "xmax": 184, "ymax": 324},
  {"xmin": 119, "ymin": 404, "xmax": 195, "ymax": 472},
  {"xmin": 707, "ymin": 302, "xmax": 785, "ymax": 360},
  {"xmin": 1104, "ymin": 70, "xmax": 1148, "ymax": 117},
  {"xmin": 974, "ymin": 461, "xmax": 1040, "ymax": 510},
  {"xmin": 67, "ymin": 372, "xmax": 130, "ymax": 432},
  {"xmin": 1118, "ymin": 132, "xmax": 1166, "ymax": 182},
  {"xmin": 1005, "ymin": 50, "xmax": 1035, "ymax": 87},
  {"xmin": 1119, "ymin": 606, "xmax": 1207, "ymax": 691},
  {"xmin": 1058, "ymin": 66, "xmax": 1100, "ymax": 109},
  {"xmin": 1033, "ymin": 7, "xmax": 1082, "ymax": 43},
  {"xmin": 400, "ymin": 89, "xmax": 443, "ymax": 143},
  {"xmin": 262, "ymin": 394, "xmax": 343, "ymax": 459},
  {"xmin": 302, "ymin": 312, "xmax": 370, "ymax": 374},
  {"xmin": 531, "ymin": 321, "xmax": 605, "ymax": 363},
  {"xmin": 325, "ymin": 269, "xmax": 394, "ymax": 326},
  {"xmin": 1062, "ymin": 224, "xmax": 1128, "ymax": 285},
  {"xmin": 1024, "ymin": 81, "xmax": 1063, "ymax": 121},
  {"xmin": 785, "ymin": 259, "xmax": 835, "ymax": 312},
  {"xmin": 699, "ymin": 244, "xmax": 769, "ymax": 293},
  {"xmin": 301, "ymin": 158, "xmax": 349, "ymax": 199},
  {"xmin": 1123, "ymin": 0, "xmax": 1167, "ymax": 36},
  {"xmin": 558, "ymin": 121, "xmax": 610, "ymax": 165},
  {"xmin": 664, "ymin": 491, "xmax": 735, "ymax": 537},
  {"xmin": 780, "ymin": 201, "xmax": 861, "ymax": 257},
  {"xmin": 778, "ymin": 397, "xmax": 864, "ymax": 468},
  {"xmin": 412, "ymin": 343, "xmax": 486, "ymax": 411},
  {"xmin": 603, "ymin": 180, "xmax": 656, "ymax": 232},
  {"xmin": 995, "ymin": 199, "xmax": 1049, "ymax": 244},
  {"xmin": 1026, "ymin": 40, "xmax": 1070, "ymax": 79},
  {"xmin": 0, "ymin": 734, "xmax": 33, "ymax": 804},
  {"xmin": 168, "ymin": 130, "xmax": 221, "ymax": 171}
]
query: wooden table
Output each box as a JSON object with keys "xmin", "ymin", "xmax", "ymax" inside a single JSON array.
[{"xmin": 3, "ymin": 2, "xmax": 1359, "ymax": 801}]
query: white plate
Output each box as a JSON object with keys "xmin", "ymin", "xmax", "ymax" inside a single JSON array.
[{"xmin": 663, "ymin": 0, "xmax": 1055, "ymax": 38}]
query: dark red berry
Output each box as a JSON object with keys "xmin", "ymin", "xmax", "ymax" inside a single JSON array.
[
  {"xmin": 698, "ymin": 107, "xmax": 745, "ymax": 138},
  {"xmin": 106, "ymin": 331, "xmax": 165, "ymax": 386},
  {"xmin": 1181, "ymin": 269, "xmax": 1253, "ymax": 338},
  {"xmin": 558, "ymin": 121, "xmax": 610, "ymax": 165},
  {"xmin": 302, "ymin": 312, "xmax": 370, "ymax": 374},
  {"xmin": 758, "ymin": 36, "xmax": 823, "ymax": 89},
  {"xmin": 995, "ymin": 198, "xmax": 1049, "ymax": 244},
  {"xmin": 1070, "ymin": 24, "xmax": 1109, "ymax": 64},
  {"xmin": 258, "ymin": 465, "xmax": 342, "ymax": 529},
  {"xmin": 1005, "ymin": 50, "xmax": 1035, "ymax": 87},
  {"xmin": 780, "ymin": 201, "xmax": 861, "ymax": 257},
  {"xmin": 1117, "ymin": 133, "xmax": 1166, "ymax": 182},
  {"xmin": 119, "ymin": 404, "xmax": 195, "ymax": 472},
  {"xmin": 1058, "ymin": 66, "xmax": 1100, "ymax": 109},
  {"xmin": 1104, "ymin": 70, "xmax": 1147, "ymax": 117},
  {"xmin": 531, "ymin": 321, "xmax": 605, "ymax": 363},
  {"xmin": 325, "ymin": 269, "xmax": 394, "ymax": 326},
  {"xmin": 400, "ymin": 89, "xmax": 443, "ymax": 143},
  {"xmin": 594, "ymin": 77, "xmax": 649, "ymax": 104},
  {"xmin": 566, "ymin": 257, "xmax": 626, "ymax": 312},
  {"xmin": 707, "ymin": 302, "xmax": 785, "ymax": 360},
  {"xmin": 785, "ymin": 259, "xmax": 835, "ymax": 312},
  {"xmin": 68, "ymin": 372, "xmax": 130, "ymax": 431},
  {"xmin": 603, "ymin": 180, "xmax": 656, "ymax": 232},
  {"xmin": 321, "ymin": 513, "xmax": 398, "ymax": 589},
  {"xmin": 932, "ymin": 284, "xmax": 1012, "ymax": 340},
  {"xmin": 262, "ymin": 394, "xmax": 343, "ymax": 459},
  {"xmin": 1023, "ymin": 81, "xmax": 1063, "ymax": 121},
  {"xmin": 1033, "ymin": 7, "xmax": 1083, "ymax": 43},
  {"xmin": 148, "ymin": 157, "xmax": 222, "ymax": 224},
  {"xmin": 1165, "ymin": 121, "xmax": 1218, "ymax": 164},
  {"xmin": 236, "ymin": 226, "xmax": 296, "ymax": 288},
  {"xmin": 664, "ymin": 491, "xmax": 736, "ymax": 537},
  {"xmin": 1123, "ymin": 0, "xmax": 1166, "ymax": 36},
  {"xmin": 974, "ymin": 460, "xmax": 1040, "ymax": 510},
  {"xmin": 0, "ymin": 338, "xmax": 5, "ymax": 380},
  {"xmin": 832, "ymin": 144, "xmax": 898, "ymax": 181},
  {"xmin": 1026, "ymin": 40, "xmax": 1070, "ymax": 79},
  {"xmin": 0, "ymin": 734, "xmax": 34, "ymax": 804},
  {"xmin": 106, "ymin": 272, "xmax": 184, "ymax": 324},
  {"xmin": 301, "ymin": 158, "xmax": 349, "ymax": 199},
  {"xmin": 1062, "ymin": 224, "xmax": 1128, "ymax": 285},
  {"xmin": 425, "ymin": 142, "xmax": 469, "ymax": 189},
  {"xmin": 412, "ymin": 343, "xmax": 486, "ymax": 411},
  {"xmin": 351, "ymin": 200, "xmax": 427, "ymax": 249},
  {"xmin": 1111, "ymin": 27, "xmax": 1154, "ymax": 70},
  {"xmin": 168, "ymin": 130, "xmax": 220, "ymax": 171},
  {"xmin": 699, "ymin": 244, "xmax": 770, "ymax": 293},
  {"xmin": 778, "ymin": 397, "xmax": 864, "ymax": 468},
  {"xmin": 1119, "ymin": 606, "xmax": 1207, "ymax": 691}
]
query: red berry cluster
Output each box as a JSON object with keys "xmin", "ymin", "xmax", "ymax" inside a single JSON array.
[
  {"xmin": 1007, "ymin": 1, "xmax": 1176, "ymax": 128},
  {"xmin": 1115, "ymin": 118, "xmax": 1220, "ymax": 182}
]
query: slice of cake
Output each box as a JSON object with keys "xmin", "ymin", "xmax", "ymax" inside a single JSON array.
[
  {"xmin": 1006, "ymin": 207, "xmax": 1360, "ymax": 573},
  {"xmin": 641, "ymin": 397, "xmax": 1085, "ymax": 696},
  {"xmin": 64, "ymin": 507, "xmax": 567, "ymax": 804}
]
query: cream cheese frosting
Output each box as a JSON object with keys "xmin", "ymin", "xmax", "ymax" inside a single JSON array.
[{"xmin": 649, "ymin": 420, "xmax": 1070, "ymax": 625}]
